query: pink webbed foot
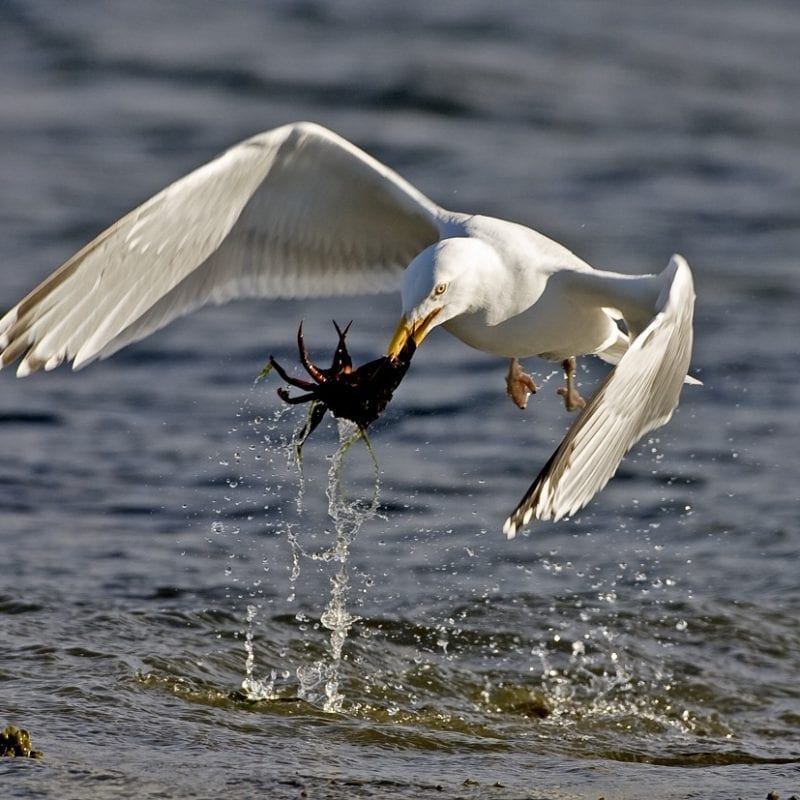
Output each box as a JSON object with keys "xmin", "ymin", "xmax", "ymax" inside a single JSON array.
[
  {"xmin": 556, "ymin": 356, "xmax": 586, "ymax": 412},
  {"xmin": 506, "ymin": 358, "xmax": 537, "ymax": 410}
]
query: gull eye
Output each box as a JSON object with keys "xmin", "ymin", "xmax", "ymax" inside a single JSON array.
[{"xmin": 434, "ymin": 282, "xmax": 448, "ymax": 296}]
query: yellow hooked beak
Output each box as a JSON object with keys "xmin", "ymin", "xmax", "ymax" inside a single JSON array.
[{"xmin": 386, "ymin": 308, "xmax": 442, "ymax": 358}]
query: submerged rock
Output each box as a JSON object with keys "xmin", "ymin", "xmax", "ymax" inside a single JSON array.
[{"xmin": 1, "ymin": 724, "xmax": 43, "ymax": 759}]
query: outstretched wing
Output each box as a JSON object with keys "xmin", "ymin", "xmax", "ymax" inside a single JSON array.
[
  {"xmin": 0, "ymin": 122, "xmax": 446, "ymax": 375},
  {"xmin": 503, "ymin": 255, "xmax": 697, "ymax": 538}
]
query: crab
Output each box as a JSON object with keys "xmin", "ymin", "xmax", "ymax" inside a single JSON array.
[{"xmin": 268, "ymin": 321, "xmax": 415, "ymax": 442}]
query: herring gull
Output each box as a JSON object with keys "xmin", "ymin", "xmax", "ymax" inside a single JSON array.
[{"xmin": 0, "ymin": 121, "xmax": 699, "ymax": 536}]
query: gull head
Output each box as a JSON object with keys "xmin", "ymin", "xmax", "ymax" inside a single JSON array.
[{"xmin": 387, "ymin": 237, "xmax": 499, "ymax": 357}]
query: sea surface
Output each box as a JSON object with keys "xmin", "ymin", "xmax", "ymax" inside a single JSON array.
[{"xmin": 1, "ymin": 2, "xmax": 798, "ymax": 799}]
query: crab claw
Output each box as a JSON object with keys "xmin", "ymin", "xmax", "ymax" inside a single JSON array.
[
  {"xmin": 296, "ymin": 321, "xmax": 327, "ymax": 383},
  {"xmin": 331, "ymin": 320, "xmax": 353, "ymax": 374}
]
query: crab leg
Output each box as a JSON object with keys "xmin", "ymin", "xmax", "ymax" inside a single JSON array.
[
  {"xmin": 277, "ymin": 388, "xmax": 318, "ymax": 405},
  {"xmin": 269, "ymin": 355, "xmax": 317, "ymax": 391},
  {"xmin": 299, "ymin": 401, "xmax": 329, "ymax": 441}
]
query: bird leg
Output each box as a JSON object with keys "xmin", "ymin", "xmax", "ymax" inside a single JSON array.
[
  {"xmin": 557, "ymin": 356, "xmax": 586, "ymax": 412},
  {"xmin": 506, "ymin": 358, "xmax": 537, "ymax": 410}
]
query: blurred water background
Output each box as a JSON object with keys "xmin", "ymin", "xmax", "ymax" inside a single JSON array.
[{"xmin": 1, "ymin": 2, "xmax": 798, "ymax": 798}]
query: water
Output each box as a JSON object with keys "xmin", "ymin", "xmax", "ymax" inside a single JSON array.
[{"xmin": 1, "ymin": 1, "xmax": 799, "ymax": 798}]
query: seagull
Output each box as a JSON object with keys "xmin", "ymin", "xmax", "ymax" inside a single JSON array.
[{"xmin": 0, "ymin": 121, "xmax": 698, "ymax": 536}]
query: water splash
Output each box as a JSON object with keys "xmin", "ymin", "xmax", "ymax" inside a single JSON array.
[
  {"xmin": 216, "ymin": 400, "xmax": 305, "ymax": 701},
  {"xmin": 231, "ymin": 393, "xmax": 381, "ymax": 711},
  {"xmin": 292, "ymin": 419, "xmax": 381, "ymax": 712},
  {"xmin": 239, "ymin": 604, "xmax": 279, "ymax": 700}
]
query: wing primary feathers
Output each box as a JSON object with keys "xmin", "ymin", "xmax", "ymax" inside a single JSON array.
[{"xmin": 0, "ymin": 122, "xmax": 446, "ymax": 375}]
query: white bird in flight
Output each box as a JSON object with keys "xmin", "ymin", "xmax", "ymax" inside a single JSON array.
[{"xmin": 0, "ymin": 122, "xmax": 698, "ymax": 536}]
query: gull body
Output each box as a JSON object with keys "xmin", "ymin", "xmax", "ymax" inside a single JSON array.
[
  {"xmin": 397, "ymin": 220, "xmax": 649, "ymax": 361},
  {"xmin": 0, "ymin": 122, "xmax": 698, "ymax": 534}
]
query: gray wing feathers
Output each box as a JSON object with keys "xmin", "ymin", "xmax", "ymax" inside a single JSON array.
[
  {"xmin": 0, "ymin": 122, "xmax": 442, "ymax": 374},
  {"xmin": 504, "ymin": 255, "xmax": 696, "ymax": 537}
]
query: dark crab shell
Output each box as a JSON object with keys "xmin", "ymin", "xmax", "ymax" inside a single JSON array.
[{"xmin": 269, "ymin": 321, "xmax": 415, "ymax": 439}]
